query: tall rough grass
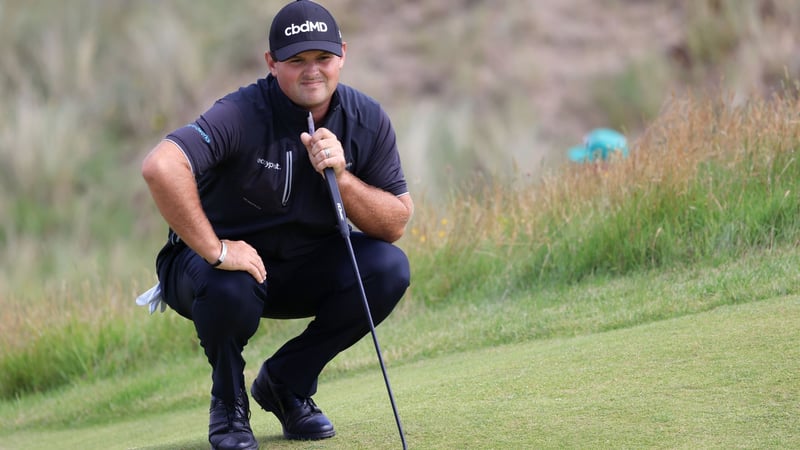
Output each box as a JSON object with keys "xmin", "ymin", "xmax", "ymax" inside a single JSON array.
[{"xmin": 404, "ymin": 87, "xmax": 800, "ymax": 306}]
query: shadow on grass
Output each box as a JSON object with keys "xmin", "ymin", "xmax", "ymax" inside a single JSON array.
[{"xmin": 134, "ymin": 433, "xmax": 286, "ymax": 450}]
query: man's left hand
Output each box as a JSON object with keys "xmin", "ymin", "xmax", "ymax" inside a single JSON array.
[{"xmin": 301, "ymin": 127, "xmax": 346, "ymax": 177}]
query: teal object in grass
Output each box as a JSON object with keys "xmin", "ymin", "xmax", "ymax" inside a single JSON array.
[{"xmin": 568, "ymin": 128, "xmax": 628, "ymax": 162}]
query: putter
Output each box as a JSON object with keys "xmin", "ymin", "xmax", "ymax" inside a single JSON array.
[{"xmin": 308, "ymin": 113, "xmax": 408, "ymax": 450}]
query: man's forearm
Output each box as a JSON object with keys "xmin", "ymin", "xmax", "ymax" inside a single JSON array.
[{"xmin": 337, "ymin": 171, "xmax": 413, "ymax": 243}]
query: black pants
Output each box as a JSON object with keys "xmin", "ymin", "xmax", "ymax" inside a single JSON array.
[{"xmin": 158, "ymin": 232, "xmax": 410, "ymax": 404}]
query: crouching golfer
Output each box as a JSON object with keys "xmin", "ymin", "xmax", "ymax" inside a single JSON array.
[{"xmin": 141, "ymin": 1, "xmax": 412, "ymax": 448}]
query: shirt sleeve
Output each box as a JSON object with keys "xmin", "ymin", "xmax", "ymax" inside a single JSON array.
[
  {"xmin": 165, "ymin": 99, "xmax": 244, "ymax": 175},
  {"xmin": 357, "ymin": 107, "xmax": 408, "ymax": 197}
]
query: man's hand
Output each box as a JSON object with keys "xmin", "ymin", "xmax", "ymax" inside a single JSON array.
[
  {"xmin": 301, "ymin": 127, "xmax": 346, "ymax": 177},
  {"xmin": 216, "ymin": 239, "xmax": 267, "ymax": 283}
]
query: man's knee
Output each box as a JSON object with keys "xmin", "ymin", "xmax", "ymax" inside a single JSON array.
[
  {"xmin": 359, "ymin": 240, "xmax": 408, "ymax": 285},
  {"xmin": 357, "ymin": 243, "xmax": 410, "ymax": 320},
  {"xmin": 381, "ymin": 245, "xmax": 410, "ymax": 292},
  {"xmin": 193, "ymin": 270, "xmax": 265, "ymax": 335}
]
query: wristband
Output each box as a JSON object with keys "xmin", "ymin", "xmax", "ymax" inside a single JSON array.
[{"xmin": 211, "ymin": 241, "xmax": 227, "ymax": 267}]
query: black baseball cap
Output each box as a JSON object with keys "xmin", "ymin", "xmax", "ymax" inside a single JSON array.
[{"xmin": 269, "ymin": 0, "xmax": 343, "ymax": 61}]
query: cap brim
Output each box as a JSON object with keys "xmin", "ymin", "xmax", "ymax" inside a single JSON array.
[{"xmin": 273, "ymin": 41, "xmax": 342, "ymax": 61}]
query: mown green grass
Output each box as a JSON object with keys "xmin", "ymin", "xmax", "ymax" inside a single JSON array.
[
  {"xmin": 2, "ymin": 281, "xmax": 797, "ymax": 449},
  {"xmin": 2, "ymin": 247, "xmax": 799, "ymax": 448}
]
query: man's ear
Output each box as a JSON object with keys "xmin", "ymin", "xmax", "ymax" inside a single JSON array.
[
  {"xmin": 265, "ymin": 51, "xmax": 278, "ymax": 75},
  {"xmin": 339, "ymin": 42, "xmax": 347, "ymax": 68}
]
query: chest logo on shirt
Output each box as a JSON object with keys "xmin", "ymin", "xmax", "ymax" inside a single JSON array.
[{"xmin": 256, "ymin": 158, "xmax": 281, "ymax": 170}]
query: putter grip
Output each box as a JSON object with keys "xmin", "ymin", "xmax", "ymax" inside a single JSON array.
[{"xmin": 324, "ymin": 167, "xmax": 349, "ymax": 238}]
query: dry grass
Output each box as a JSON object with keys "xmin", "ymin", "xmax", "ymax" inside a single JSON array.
[{"xmin": 402, "ymin": 84, "xmax": 800, "ymax": 305}]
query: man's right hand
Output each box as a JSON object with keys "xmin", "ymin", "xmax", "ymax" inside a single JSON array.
[{"xmin": 216, "ymin": 239, "xmax": 267, "ymax": 283}]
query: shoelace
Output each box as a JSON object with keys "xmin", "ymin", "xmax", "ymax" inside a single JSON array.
[
  {"xmin": 215, "ymin": 395, "xmax": 251, "ymax": 429},
  {"xmin": 234, "ymin": 396, "xmax": 252, "ymax": 423},
  {"xmin": 300, "ymin": 397, "xmax": 322, "ymax": 414}
]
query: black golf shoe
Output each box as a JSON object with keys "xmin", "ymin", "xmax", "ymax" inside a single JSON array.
[
  {"xmin": 250, "ymin": 362, "xmax": 335, "ymax": 440},
  {"xmin": 208, "ymin": 390, "xmax": 259, "ymax": 450}
]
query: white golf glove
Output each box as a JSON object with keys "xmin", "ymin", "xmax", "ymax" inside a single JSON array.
[{"xmin": 135, "ymin": 283, "xmax": 166, "ymax": 314}]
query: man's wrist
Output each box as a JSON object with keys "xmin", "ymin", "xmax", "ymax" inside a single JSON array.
[{"xmin": 210, "ymin": 241, "xmax": 227, "ymax": 267}]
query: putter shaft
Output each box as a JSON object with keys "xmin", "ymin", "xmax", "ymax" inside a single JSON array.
[{"xmin": 308, "ymin": 112, "xmax": 407, "ymax": 449}]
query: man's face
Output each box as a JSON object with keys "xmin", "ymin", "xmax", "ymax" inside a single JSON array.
[{"xmin": 267, "ymin": 45, "xmax": 346, "ymax": 112}]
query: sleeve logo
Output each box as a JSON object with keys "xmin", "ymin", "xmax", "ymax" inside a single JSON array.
[{"xmin": 187, "ymin": 123, "xmax": 211, "ymax": 144}]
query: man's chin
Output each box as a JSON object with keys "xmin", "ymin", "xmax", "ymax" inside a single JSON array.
[{"xmin": 296, "ymin": 94, "xmax": 328, "ymax": 111}]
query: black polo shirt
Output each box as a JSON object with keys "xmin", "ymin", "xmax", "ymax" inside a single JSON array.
[{"xmin": 164, "ymin": 74, "xmax": 408, "ymax": 260}]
